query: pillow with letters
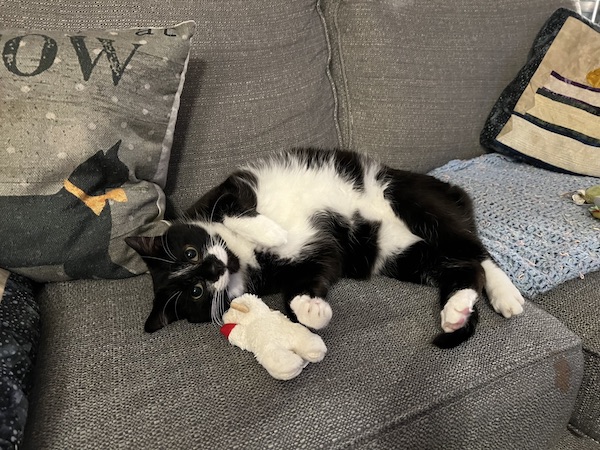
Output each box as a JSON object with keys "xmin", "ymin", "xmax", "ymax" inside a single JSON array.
[
  {"xmin": 0, "ymin": 21, "xmax": 193, "ymax": 281},
  {"xmin": 481, "ymin": 9, "xmax": 600, "ymax": 177}
]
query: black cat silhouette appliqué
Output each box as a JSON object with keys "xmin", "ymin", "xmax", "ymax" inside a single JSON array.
[{"xmin": 0, "ymin": 140, "xmax": 134, "ymax": 280}]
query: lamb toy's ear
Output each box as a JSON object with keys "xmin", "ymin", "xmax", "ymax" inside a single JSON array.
[{"xmin": 230, "ymin": 303, "xmax": 250, "ymax": 313}]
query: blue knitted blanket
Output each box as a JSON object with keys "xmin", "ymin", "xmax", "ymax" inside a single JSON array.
[{"xmin": 429, "ymin": 154, "xmax": 600, "ymax": 298}]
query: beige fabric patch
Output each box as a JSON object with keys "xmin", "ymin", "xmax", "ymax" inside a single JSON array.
[
  {"xmin": 0, "ymin": 268, "xmax": 10, "ymax": 299},
  {"xmin": 509, "ymin": 17, "xmax": 600, "ymax": 115},
  {"xmin": 496, "ymin": 16, "xmax": 600, "ymax": 177}
]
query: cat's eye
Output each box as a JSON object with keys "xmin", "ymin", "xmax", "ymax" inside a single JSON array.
[
  {"xmin": 191, "ymin": 284, "xmax": 204, "ymax": 300},
  {"xmin": 184, "ymin": 245, "xmax": 199, "ymax": 263}
]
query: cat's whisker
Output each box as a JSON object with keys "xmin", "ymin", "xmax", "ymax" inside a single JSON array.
[
  {"xmin": 173, "ymin": 291, "xmax": 182, "ymax": 322},
  {"xmin": 211, "ymin": 289, "xmax": 226, "ymax": 326},
  {"xmin": 161, "ymin": 234, "xmax": 177, "ymax": 262},
  {"xmin": 238, "ymin": 207, "xmax": 256, "ymax": 218},
  {"xmin": 140, "ymin": 255, "xmax": 176, "ymax": 265},
  {"xmin": 177, "ymin": 210, "xmax": 192, "ymax": 223},
  {"xmin": 209, "ymin": 193, "xmax": 227, "ymax": 223},
  {"xmin": 163, "ymin": 290, "xmax": 182, "ymax": 325}
]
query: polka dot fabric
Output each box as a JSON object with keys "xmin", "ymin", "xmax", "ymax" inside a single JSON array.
[
  {"xmin": 0, "ymin": 270, "xmax": 39, "ymax": 450},
  {"xmin": 0, "ymin": 21, "xmax": 194, "ymax": 281}
]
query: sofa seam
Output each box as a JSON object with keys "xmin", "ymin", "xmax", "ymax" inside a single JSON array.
[
  {"xmin": 331, "ymin": 0, "xmax": 353, "ymax": 149},
  {"xmin": 316, "ymin": 0, "xmax": 343, "ymax": 148},
  {"xmin": 332, "ymin": 344, "xmax": 584, "ymax": 449},
  {"xmin": 566, "ymin": 423, "xmax": 600, "ymax": 445},
  {"xmin": 567, "ymin": 347, "xmax": 600, "ymax": 442}
]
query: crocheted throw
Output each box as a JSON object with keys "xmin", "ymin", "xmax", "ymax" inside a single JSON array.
[{"xmin": 429, "ymin": 154, "xmax": 600, "ymax": 298}]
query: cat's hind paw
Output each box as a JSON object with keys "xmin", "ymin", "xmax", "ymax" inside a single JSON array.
[
  {"xmin": 482, "ymin": 259, "xmax": 525, "ymax": 318},
  {"xmin": 290, "ymin": 295, "xmax": 332, "ymax": 330},
  {"xmin": 441, "ymin": 289, "xmax": 477, "ymax": 332},
  {"xmin": 489, "ymin": 284, "xmax": 524, "ymax": 318}
]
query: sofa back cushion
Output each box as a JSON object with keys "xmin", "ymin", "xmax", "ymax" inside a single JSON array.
[
  {"xmin": 0, "ymin": 0, "xmax": 579, "ymax": 211},
  {"xmin": 165, "ymin": 1, "xmax": 341, "ymax": 208},
  {"xmin": 0, "ymin": 0, "xmax": 340, "ymax": 211},
  {"xmin": 321, "ymin": 0, "xmax": 579, "ymax": 172}
]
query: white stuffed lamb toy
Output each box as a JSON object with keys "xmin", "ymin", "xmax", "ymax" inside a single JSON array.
[{"xmin": 220, "ymin": 294, "xmax": 327, "ymax": 380}]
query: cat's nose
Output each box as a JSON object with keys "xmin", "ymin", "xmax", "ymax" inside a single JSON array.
[{"xmin": 201, "ymin": 256, "xmax": 226, "ymax": 281}]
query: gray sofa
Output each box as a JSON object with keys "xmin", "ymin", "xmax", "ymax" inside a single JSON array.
[{"xmin": 3, "ymin": 0, "xmax": 599, "ymax": 448}]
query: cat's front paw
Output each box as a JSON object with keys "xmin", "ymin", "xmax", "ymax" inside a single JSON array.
[
  {"xmin": 441, "ymin": 289, "xmax": 477, "ymax": 332},
  {"xmin": 290, "ymin": 295, "xmax": 332, "ymax": 330},
  {"xmin": 259, "ymin": 221, "xmax": 288, "ymax": 248},
  {"xmin": 223, "ymin": 214, "xmax": 288, "ymax": 248}
]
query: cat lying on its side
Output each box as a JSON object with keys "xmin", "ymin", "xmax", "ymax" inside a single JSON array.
[{"xmin": 127, "ymin": 148, "xmax": 524, "ymax": 348}]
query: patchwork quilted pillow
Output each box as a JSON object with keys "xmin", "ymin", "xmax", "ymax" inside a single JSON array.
[
  {"xmin": 481, "ymin": 9, "xmax": 600, "ymax": 177},
  {"xmin": 0, "ymin": 22, "xmax": 193, "ymax": 281}
]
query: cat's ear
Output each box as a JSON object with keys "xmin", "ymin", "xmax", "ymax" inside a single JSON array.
[
  {"xmin": 145, "ymin": 304, "xmax": 168, "ymax": 333},
  {"xmin": 144, "ymin": 293, "xmax": 179, "ymax": 333},
  {"xmin": 125, "ymin": 235, "xmax": 162, "ymax": 257}
]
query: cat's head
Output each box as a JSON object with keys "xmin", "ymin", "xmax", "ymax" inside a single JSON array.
[{"xmin": 126, "ymin": 223, "xmax": 240, "ymax": 332}]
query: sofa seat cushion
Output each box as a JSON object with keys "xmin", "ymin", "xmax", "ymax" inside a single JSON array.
[
  {"xmin": 25, "ymin": 276, "xmax": 582, "ymax": 449},
  {"xmin": 535, "ymin": 270, "xmax": 600, "ymax": 441}
]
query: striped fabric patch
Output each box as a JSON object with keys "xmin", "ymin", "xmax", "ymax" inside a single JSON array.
[{"xmin": 497, "ymin": 71, "xmax": 600, "ymax": 177}]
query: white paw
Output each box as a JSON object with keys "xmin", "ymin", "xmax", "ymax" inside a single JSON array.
[
  {"xmin": 441, "ymin": 289, "xmax": 478, "ymax": 333},
  {"xmin": 488, "ymin": 282, "xmax": 524, "ymax": 318},
  {"xmin": 482, "ymin": 260, "xmax": 525, "ymax": 318},
  {"xmin": 226, "ymin": 271, "xmax": 246, "ymax": 299},
  {"xmin": 259, "ymin": 221, "xmax": 288, "ymax": 248},
  {"xmin": 290, "ymin": 295, "xmax": 332, "ymax": 330}
]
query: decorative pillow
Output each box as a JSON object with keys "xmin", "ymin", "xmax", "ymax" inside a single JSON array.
[
  {"xmin": 0, "ymin": 22, "xmax": 194, "ymax": 281},
  {"xmin": 429, "ymin": 154, "xmax": 600, "ymax": 298},
  {"xmin": 0, "ymin": 269, "xmax": 39, "ymax": 450},
  {"xmin": 481, "ymin": 9, "xmax": 600, "ymax": 177}
]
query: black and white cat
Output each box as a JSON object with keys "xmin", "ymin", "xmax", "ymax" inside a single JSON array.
[{"xmin": 127, "ymin": 148, "xmax": 524, "ymax": 348}]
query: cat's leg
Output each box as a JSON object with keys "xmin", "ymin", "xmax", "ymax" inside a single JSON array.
[
  {"xmin": 481, "ymin": 259, "xmax": 524, "ymax": 317},
  {"xmin": 223, "ymin": 215, "xmax": 288, "ymax": 249},
  {"xmin": 279, "ymin": 256, "xmax": 340, "ymax": 330},
  {"xmin": 381, "ymin": 240, "xmax": 485, "ymax": 347},
  {"xmin": 187, "ymin": 171, "xmax": 287, "ymax": 249},
  {"xmin": 436, "ymin": 258, "xmax": 485, "ymax": 334}
]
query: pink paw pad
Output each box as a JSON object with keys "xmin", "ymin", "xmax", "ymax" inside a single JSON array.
[
  {"xmin": 440, "ymin": 289, "xmax": 478, "ymax": 333},
  {"xmin": 442, "ymin": 308, "xmax": 471, "ymax": 332}
]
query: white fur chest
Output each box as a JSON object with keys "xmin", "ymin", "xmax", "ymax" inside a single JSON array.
[{"xmin": 248, "ymin": 158, "xmax": 421, "ymax": 270}]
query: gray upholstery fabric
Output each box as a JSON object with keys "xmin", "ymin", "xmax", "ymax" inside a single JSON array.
[
  {"xmin": 0, "ymin": 0, "xmax": 340, "ymax": 210},
  {"xmin": 551, "ymin": 427, "xmax": 600, "ymax": 450},
  {"xmin": 320, "ymin": 0, "xmax": 579, "ymax": 173},
  {"xmin": 535, "ymin": 270, "xmax": 600, "ymax": 441},
  {"xmin": 25, "ymin": 276, "xmax": 581, "ymax": 449},
  {"xmin": 2, "ymin": 0, "xmax": 591, "ymax": 448}
]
